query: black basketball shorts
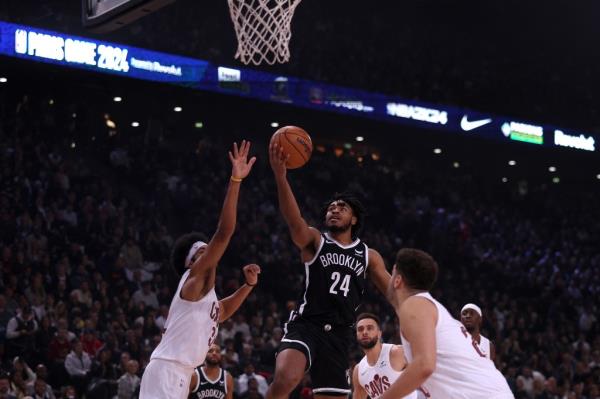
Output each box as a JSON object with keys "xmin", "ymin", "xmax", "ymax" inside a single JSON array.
[{"xmin": 278, "ymin": 317, "xmax": 352, "ymax": 396}]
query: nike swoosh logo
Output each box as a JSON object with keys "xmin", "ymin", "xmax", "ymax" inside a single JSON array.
[{"xmin": 461, "ymin": 116, "xmax": 492, "ymax": 131}]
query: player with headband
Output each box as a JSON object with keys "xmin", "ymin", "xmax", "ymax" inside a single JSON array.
[{"xmin": 140, "ymin": 140, "xmax": 258, "ymax": 399}]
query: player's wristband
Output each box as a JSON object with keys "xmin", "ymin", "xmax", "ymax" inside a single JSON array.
[
  {"xmin": 245, "ymin": 281, "xmax": 257, "ymax": 287},
  {"xmin": 230, "ymin": 176, "xmax": 243, "ymax": 183}
]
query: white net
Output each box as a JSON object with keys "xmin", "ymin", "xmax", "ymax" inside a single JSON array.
[{"xmin": 227, "ymin": 0, "xmax": 302, "ymax": 65}]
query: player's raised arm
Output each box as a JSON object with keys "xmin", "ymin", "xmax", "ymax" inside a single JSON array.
[
  {"xmin": 352, "ymin": 365, "xmax": 368, "ymax": 399},
  {"xmin": 269, "ymin": 142, "xmax": 320, "ymax": 251},
  {"xmin": 190, "ymin": 140, "xmax": 256, "ymax": 275},
  {"xmin": 218, "ymin": 264, "xmax": 261, "ymax": 322},
  {"xmin": 367, "ymin": 248, "xmax": 392, "ymax": 296}
]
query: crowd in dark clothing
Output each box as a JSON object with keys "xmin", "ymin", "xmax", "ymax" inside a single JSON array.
[{"xmin": 0, "ymin": 86, "xmax": 599, "ymax": 399}]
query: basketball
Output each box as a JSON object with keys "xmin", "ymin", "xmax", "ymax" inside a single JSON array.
[{"xmin": 270, "ymin": 126, "xmax": 313, "ymax": 169}]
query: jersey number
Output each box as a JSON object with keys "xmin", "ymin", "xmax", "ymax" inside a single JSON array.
[{"xmin": 329, "ymin": 272, "xmax": 351, "ymax": 297}]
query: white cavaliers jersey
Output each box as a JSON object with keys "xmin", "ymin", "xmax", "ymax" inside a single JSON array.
[
  {"xmin": 477, "ymin": 335, "xmax": 492, "ymax": 360},
  {"xmin": 150, "ymin": 270, "xmax": 220, "ymax": 368},
  {"xmin": 401, "ymin": 293, "xmax": 514, "ymax": 399},
  {"xmin": 357, "ymin": 344, "xmax": 417, "ymax": 399}
]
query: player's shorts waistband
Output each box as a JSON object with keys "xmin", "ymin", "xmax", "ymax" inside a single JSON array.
[
  {"xmin": 290, "ymin": 312, "xmax": 353, "ymax": 331},
  {"xmin": 148, "ymin": 357, "xmax": 196, "ymax": 373}
]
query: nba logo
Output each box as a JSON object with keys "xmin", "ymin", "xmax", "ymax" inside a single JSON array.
[{"xmin": 15, "ymin": 29, "xmax": 27, "ymax": 54}]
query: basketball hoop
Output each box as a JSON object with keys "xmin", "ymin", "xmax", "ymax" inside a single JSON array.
[{"xmin": 227, "ymin": 0, "xmax": 302, "ymax": 65}]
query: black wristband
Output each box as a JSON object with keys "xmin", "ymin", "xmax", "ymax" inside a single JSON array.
[{"xmin": 245, "ymin": 281, "xmax": 257, "ymax": 287}]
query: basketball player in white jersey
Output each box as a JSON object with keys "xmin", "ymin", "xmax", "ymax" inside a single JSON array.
[
  {"xmin": 352, "ymin": 313, "xmax": 417, "ymax": 399},
  {"xmin": 140, "ymin": 140, "xmax": 257, "ymax": 399},
  {"xmin": 461, "ymin": 303, "xmax": 496, "ymax": 362},
  {"xmin": 383, "ymin": 248, "xmax": 514, "ymax": 399}
]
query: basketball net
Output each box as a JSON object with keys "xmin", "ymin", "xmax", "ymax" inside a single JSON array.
[{"xmin": 227, "ymin": 0, "xmax": 302, "ymax": 65}]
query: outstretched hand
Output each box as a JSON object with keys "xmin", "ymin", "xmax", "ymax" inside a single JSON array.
[
  {"xmin": 269, "ymin": 142, "xmax": 289, "ymax": 179},
  {"xmin": 229, "ymin": 140, "xmax": 256, "ymax": 179},
  {"xmin": 243, "ymin": 264, "xmax": 261, "ymax": 286}
]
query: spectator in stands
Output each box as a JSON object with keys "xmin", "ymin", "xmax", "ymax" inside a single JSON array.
[
  {"xmin": 11, "ymin": 357, "xmax": 35, "ymax": 386},
  {"xmin": 221, "ymin": 339, "xmax": 239, "ymax": 371},
  {"xmin": 9, "ymin": 370, "xmax": 27, "ymax": 399},
  {"xmin": 48, "ymin": 329, "xmax": 71, "ymax": 365},
  {"xmin": 0, "ymin": 373, "xmax": 16, "ymax": 399},
  {"xmin": 0, "ymin": 296, "xmax": 15, "ymax": 341},
  {"xmin": 239, "ymin": 378, "xmax": 264, "ymax": 399},
  {"xmin": 236, "ymin": 363, "xmax": 268, "ymax": 397},
  {"xmin": 80, "ymin": 329, "xmax": 102, "ymax": 358},
  {"xmin": 25, "ymin": 365, "xmax": 54, "ymax": 399},
  {"xmin": 5, "ymin": 306, "xmax": 37, "ymax": 361},
  {"xmin": 30, "ymin": 378, "xmax": 53, "ymax": 399},
  {"xmin": 116, "ymin": 360, "xmax": 139, "ymax": 399},
  {"xmin": 64, "ymin": 340, "xmax": 91, "ymax": 394},
  {"xmin": 131, "ymin": 282, "xmax": 158, "ymax": 310},
  {"xmin": 59, "ymin": 385, "xmax": 77, "ymax": 399}
]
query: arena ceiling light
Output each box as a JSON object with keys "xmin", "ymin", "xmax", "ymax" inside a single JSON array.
[
  {"xmin": 113, "ymin": 96, "xmax": 122, "ymax": 102},
  {"xmin": 596, "ymin": 174, "xmax": 600, "ymax": 180},
  {"xmin": 502, "ymin": 177, "xmax": 508, "ymax": 183},
  {"xmin": 356, "ymin": 136, "xmax": 364, "ymax": 142},
  {"xmin": 433, "ymin": 148, "xmax": 442, "ymax": 154},
  {"xmin": 548, "ymin": 166, "xmax": 557, "ymax": 172},
  {"xmin": 453, "ymin": 161, "xmax": 460, "ymax": 168},
  {"xmin": 552, "ymin": 177, "xmax": 560, "ymax": 184},
  {"xmin": 174, "ymin": 106, "xmax": 182, "ymax": 112},
  {"xmin": 508, "ymin": 160, "xmax": 517, "ymax": 166},
  {"xmin": 195, "ymin": 122, "xmax": 204, "ymax": 129},
  {"xmin": 131, "ymin": 121, "xmax": 140, "ymax": 127},
  {"xmin": 271, "ymin": 122, "xmax": 279, "ymax": 128},
  {"xmin": 0, "ymin": 77, "xmax": 7, "ymax": 83}
]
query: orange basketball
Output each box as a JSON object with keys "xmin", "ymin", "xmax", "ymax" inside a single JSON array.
[{"xmin": 271, "ymin": 126, "xmax": 313, "ymax": 169}]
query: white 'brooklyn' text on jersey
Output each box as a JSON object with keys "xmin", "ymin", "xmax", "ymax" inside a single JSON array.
[
  {"xmin": 150, "ymin": 269, "xmax": 220, "ymax": 368},
  {"xmin": 297, "ymin": 232, "xmax": 368, "ymax": 326},
  {"xmin": 191, "ymin": 367, "xmax": 227, "ymax": 399},
  {"xmin": 401, "ymin": 293, "xmax": 514, "ymax": 399},
  {"xmin": 357, "ymin": 344, "xmax": 417, "ymax": 399}
]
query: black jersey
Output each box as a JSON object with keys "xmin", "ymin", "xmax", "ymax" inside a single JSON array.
[
  {"xmin": 189, "ymin": 367, "xmax": 227, "ymax": 399},
  {"xmin": 295, "ymin": 232, "xmax": 369, "ymax": 326}
]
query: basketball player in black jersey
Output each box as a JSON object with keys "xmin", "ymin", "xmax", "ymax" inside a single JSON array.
[
  {"xmin": 266, "ymin": 143, "xmax": 391, "ymax": 399},
  {"xmin": 189, "ymin": 344, "xmax": 233, "ymax": 399}
]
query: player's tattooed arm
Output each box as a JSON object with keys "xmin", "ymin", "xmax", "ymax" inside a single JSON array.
[{"xmin": 367, "ymin": 248, "xmax": 391, "ymax": 296}]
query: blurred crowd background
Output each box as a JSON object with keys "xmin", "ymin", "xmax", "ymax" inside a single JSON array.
[{"xmin": 0, "ymin": 85, "xmax": 598, "ymax": 399}]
